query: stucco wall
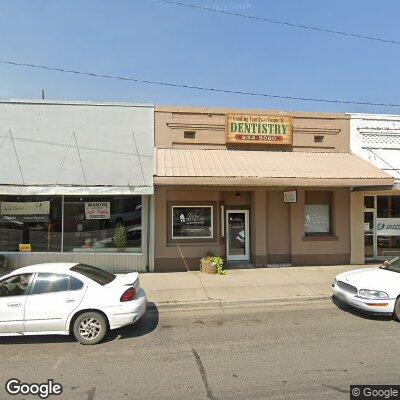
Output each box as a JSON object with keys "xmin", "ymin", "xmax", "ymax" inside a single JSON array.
[
  {"xmin": 154, "ymin": 187, "xmax": 351, "ymax": 271},
  {"xmin": 155, "ymin": 106, "xmax": 350, "ymax": 153}
]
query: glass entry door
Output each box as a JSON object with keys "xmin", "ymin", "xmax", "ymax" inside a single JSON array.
[
  {"xmin": 226, "ymin": 210, "xmax": 249, "ymax": 261},
  {"xmin": 364, "ymin": 210, "xmax": 375, "ymax": 259}
]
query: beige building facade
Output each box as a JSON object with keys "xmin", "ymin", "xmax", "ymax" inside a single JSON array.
[{"xmin": 153, "ymin": 106, "xmax": 393, "ymax": 272}]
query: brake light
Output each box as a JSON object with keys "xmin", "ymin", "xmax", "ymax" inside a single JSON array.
[{"xmin": 120, "ymin": 287, "xmax": 136, "ymax": 302}]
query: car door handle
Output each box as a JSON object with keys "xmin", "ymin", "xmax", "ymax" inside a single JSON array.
[
  {"xmin": 7, "ymin": 302, "xmax": 21, "ymax": 307},
  {"xmin": 65, "ymin": 298, "xmax": 75, "ymax": 303}
]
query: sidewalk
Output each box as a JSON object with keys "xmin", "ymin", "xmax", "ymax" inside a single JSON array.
[{"xmin": 140, "ymin": 264, "xmax": 377, "ymax": 309}]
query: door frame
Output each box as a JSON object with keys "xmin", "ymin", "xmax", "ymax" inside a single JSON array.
[{"xmin": 226, "ymin": 209, "xmax": 250, "ymax": 261}]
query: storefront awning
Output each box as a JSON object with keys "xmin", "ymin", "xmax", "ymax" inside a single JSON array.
[{"xmin": 154, "ymin": 148, "xmax": 394, "ymax": 187}]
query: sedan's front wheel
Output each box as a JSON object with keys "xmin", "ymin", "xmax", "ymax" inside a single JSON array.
[
  {"xmin": 73, "ymin": 312, "xmax": 108, "ymax": 345},
  {"xmin": 393, "ymin": 298, "xmax": 400, "ymax": 322}
]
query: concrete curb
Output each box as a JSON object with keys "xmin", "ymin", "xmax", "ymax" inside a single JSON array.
[{"xmin": 146, "ymin": 295, "xmax": 332, "ymax": 311}]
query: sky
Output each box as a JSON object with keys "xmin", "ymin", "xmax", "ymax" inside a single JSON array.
[{"xmin": 0, "ymin": 0, "xmax": 399, "ymax": 114}]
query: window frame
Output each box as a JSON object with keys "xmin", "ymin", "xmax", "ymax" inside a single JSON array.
[
  {"xmin": 171, "ymin": 205, "xmax": 214, "ymax": 240},
  {"xmin": 0, "ymin": 195, "xmax": 144, "ymax": 254},
  {"xmin": 304, "ymin": 191, "xmax": 333, "ymax": 237}
]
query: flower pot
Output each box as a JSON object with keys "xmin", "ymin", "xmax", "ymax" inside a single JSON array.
[
  {"xmin": 117, "ymin": 247, "xmax": 125, "ymax": 253},
  {"xmin": 200, "ymin": 259, "xmax": 217, "ymax": 274}
]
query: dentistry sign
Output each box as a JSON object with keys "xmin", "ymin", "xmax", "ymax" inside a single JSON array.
[
  {"xmin": 377, "ymin": 218, "xmax": 400, "ymax": 236},
  {"xmin": 226, "ymin": 114, "xmax": 293, "ymax": 145}
]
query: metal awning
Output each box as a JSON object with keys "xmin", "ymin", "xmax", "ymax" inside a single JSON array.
[{"xmin": 154, "ymin": 148, "xmax": 394, "ymax": 187}]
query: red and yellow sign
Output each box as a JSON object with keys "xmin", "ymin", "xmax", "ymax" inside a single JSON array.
[{"xmin": 226, "ymin": 114, "xmax": 292, "ymax": 145}]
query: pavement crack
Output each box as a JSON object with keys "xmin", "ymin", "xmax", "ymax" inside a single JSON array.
[
  {"xmin": 191, "ymin": 347, "xmax": 215, "ymax": 400},
  {"xmin": 323, "ymin": 384, "xmax": 349, "ymax": 394}
]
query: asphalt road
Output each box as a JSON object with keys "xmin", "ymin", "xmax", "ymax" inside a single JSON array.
[{"xmin": 1, "ymin": 299, "xmax": 399, "ymax": 400}]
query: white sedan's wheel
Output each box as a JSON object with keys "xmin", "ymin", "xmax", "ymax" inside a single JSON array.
[
  {"xmin": 394, "ymin": 298, "xmax": 400, "ymax": 321},
  {"xmin": 73, "ymin": 312, "xmax": 107, "ymax": 345}
]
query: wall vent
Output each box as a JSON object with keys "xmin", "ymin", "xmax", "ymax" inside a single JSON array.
[{"xmin": 184, "ymin": 131, "xmax": 196, "ymax": 139}]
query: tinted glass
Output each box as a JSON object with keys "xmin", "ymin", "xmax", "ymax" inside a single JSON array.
[
  {"xmin": 33, "ymin": 273, "xmax": 69, "ymax": 294},
  {"xmin": 0, "ymin": 196, "xmax": 62, "ymax": 252},
  {"xmin": 364, "ymin": 196, "xmax": 374, "ymax": 209},
  {"xmin": 62, "ymin": 196, "xmax": 142, "ymax": 253},
  {"xmin": 70, "ymin": 276, "xmax": 84, "ymax": 290},
  {"xmin": 70, "ymin": 264, "xmax": 115, "ymax": 286},
  {"xmin": 172, "ymin": 206, "xmax": 213, "ymax": 239},
  {"xmin": 0, "ymin": 274, "xmax": 32, "ymax": 297}
]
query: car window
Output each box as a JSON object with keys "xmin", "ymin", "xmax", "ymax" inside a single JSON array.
[
  {"xmin": 32, "ymin": 273, "xmax": 70, "ymax": 295},
  {"xmin": 0, "ymin": 274, "xmax": 33, "ymax": 297},
  {"xmin": 382, "ymin": 256, "xmax": 400, "ymax": 273},
  {"xmin": 70, "ymin": 263, "xmax": 115, "ymax": 286},
  {"xmin": 70, "ymin": 276, "xmax": 84, "ymax": 291}
]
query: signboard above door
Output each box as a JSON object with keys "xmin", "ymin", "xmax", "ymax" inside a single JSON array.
[{"xmin": 226, "ymin": 114, "xmax": 293, "ymax": 145}]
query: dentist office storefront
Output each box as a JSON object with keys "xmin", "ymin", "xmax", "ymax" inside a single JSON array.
[{"xmin": 153, "ymin": 106, "xmax": 393, "ymax": 272}]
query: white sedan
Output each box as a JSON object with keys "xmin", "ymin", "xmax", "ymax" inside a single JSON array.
[
  {"xmin": 0, "ymin": 263, "xmax": 147, "ymax": 344},
  {"xmin": 332, "ymin": 256, "xmax": 400, "ymax": 318}
]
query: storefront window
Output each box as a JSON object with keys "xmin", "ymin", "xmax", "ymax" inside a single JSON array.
[
  {"xmin": 364, "ymin": 196, "xmax": 375, "ymax": 209},
  {"xmin": 0, "ymin": 196, "xmax": 62, "ymax": 252},
  {"xmin": 304, "ymin": 191, "xmax": 332, "ymax": 235},
  {"xmin": 172, "ymin": 206, "xmax": 213, "ymax": 239},
  {"xmin": 63, "ymin": 196, "xmax": 142, "ymax": 253},
  {"xmin": 377, "ymin": 195, "xmax": 400, "ymax": 257}
]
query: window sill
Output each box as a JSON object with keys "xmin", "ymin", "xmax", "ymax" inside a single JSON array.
[{"xmin": 302, "ymin": 235, "xmax": 338, "ymax": 241}]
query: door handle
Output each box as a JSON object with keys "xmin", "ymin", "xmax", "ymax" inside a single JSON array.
[
  {"xmin": 65, "ymin": 298, "xmax": 75, "ymax": 303},
  {"xmin": 7, "ymin": 302, "xmax": 21, "ymax": 307}
]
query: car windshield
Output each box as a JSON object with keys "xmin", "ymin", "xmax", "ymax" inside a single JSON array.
[
  {"xmin": 380, "ymin": 256, "xmax": 400, "ymax": 273},
  {"xmin": 70, "ymin": 263, "xmax": 116, "ymax": 285}
]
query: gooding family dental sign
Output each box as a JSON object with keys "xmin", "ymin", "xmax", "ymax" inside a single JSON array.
[{"xmin": 226, "ymin": 114, "xmax": 293, "ymax": 145}]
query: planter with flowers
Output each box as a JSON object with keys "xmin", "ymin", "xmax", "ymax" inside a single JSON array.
[{"xmin": 200, "ymin": 252, "xmax": 226, "ymax": 275}]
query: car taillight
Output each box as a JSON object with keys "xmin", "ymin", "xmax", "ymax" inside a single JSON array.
[{"xmin": 120, "ymin": 287, "xmax": 136, "ymax": 302}]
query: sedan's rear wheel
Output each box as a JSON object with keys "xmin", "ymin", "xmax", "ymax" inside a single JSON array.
[
  {"xmin": 394, "ymin": 298, "xmax": 400, "ymax": 321},
  {"xmin": 73, "ymin": 312, "xmax": 107, "ymax": 345}
]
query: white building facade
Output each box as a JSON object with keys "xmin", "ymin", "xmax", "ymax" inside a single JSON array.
[
  {"xmin": 350, "ymin": 113, "xmax": 400, "ymax": 263},
  {"xmin": 0, "ymin": 100, "xmax": 154, "ymax": 272}
]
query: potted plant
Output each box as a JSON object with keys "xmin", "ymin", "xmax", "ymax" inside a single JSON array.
[
  {"xmin": 114, "ymin": 223, "xmax": 127, "ymax": 252},
  {"xmin": 200, "ymin": 252, "xmax": 226, "ymax": 275}
]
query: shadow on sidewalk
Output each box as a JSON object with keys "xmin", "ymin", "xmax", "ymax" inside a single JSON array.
[{"xmin": 332, "ymin": 296, "xmax": 393, "ymax": 322}]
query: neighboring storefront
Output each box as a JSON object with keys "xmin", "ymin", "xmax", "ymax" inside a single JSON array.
[
  {"xmin": 0, "ymin": 100, "xmax": 154, "ymax": 272},
  {"xmin": 349, "ymin": 113, "xmax": 400, "ymax": 264},
  {"xmin": 153, "ymin": 106, "xmax": 393, "ymax": 272}
]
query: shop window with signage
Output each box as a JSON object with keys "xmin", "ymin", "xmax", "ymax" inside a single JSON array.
[
  {"xmin": 377, "ymin": 195, "xmax": 400, "ymax": 257},
  {"xmin": 63, "ymin": 196, "xmax": 142, "ymax": 253},
  {"xmin": 0, "ymin": 196, "xmax": 62, "ymax": 252},
  {"xmin": 304, "ymin": 191, "xmax": 333, "ymax": 236},
  {"xmin": 172, "ymin": 206, "xmax": 213, "ymax": 239}
]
